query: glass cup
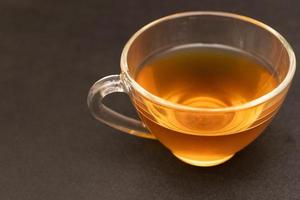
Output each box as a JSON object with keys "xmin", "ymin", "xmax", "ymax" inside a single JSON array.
[{"xmin": 87, "ymin": 12, "xmax": 296, "ymax": 167}]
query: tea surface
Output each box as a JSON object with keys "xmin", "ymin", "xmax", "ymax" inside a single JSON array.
[{"xmin": 136, "ymin": 44, "xmax": 277, "ymax": 109}]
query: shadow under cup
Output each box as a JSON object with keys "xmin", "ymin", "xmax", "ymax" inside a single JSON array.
[{"xmin": 89, "ymin": 12, "xmax": 296, "ymax": 167}]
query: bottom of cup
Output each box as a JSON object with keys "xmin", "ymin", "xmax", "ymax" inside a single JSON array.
[{"xmin": 173, "ymin": 153, "xmax": 234, "ymax": 167}]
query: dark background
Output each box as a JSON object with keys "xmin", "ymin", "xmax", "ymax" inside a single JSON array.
[{"xmin": 1, "ymin": 0, "xmax": 299, "ymax": 199}]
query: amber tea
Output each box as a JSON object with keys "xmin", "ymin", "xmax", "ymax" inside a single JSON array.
[{"xmin": 134, "ymin": 44, "xmax": 278, "ymax": 166}]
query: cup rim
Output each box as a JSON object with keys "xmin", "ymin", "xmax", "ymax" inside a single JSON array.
[{"xmin": 120, "ymin": 11, "xmax": 296, "ymax": 112}]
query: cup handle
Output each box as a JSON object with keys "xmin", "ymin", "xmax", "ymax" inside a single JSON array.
[{"xmin": 87, "ymin": 74, "xmax": 156, "ymax": 139}]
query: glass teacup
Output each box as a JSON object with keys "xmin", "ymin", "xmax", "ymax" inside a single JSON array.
[{"xmin": 88, "ymin": 12, "xmax": 296, "ymax": 166}]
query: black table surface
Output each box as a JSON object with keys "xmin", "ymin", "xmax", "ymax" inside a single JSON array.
[{"xmin": 1, "ymin": 0, "xmax": 299, "ymax": 199}]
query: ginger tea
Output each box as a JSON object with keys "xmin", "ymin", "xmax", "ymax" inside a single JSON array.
[{"xmin": 134, "ymin": 44, "xmax": 278, "ymax": 166}]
